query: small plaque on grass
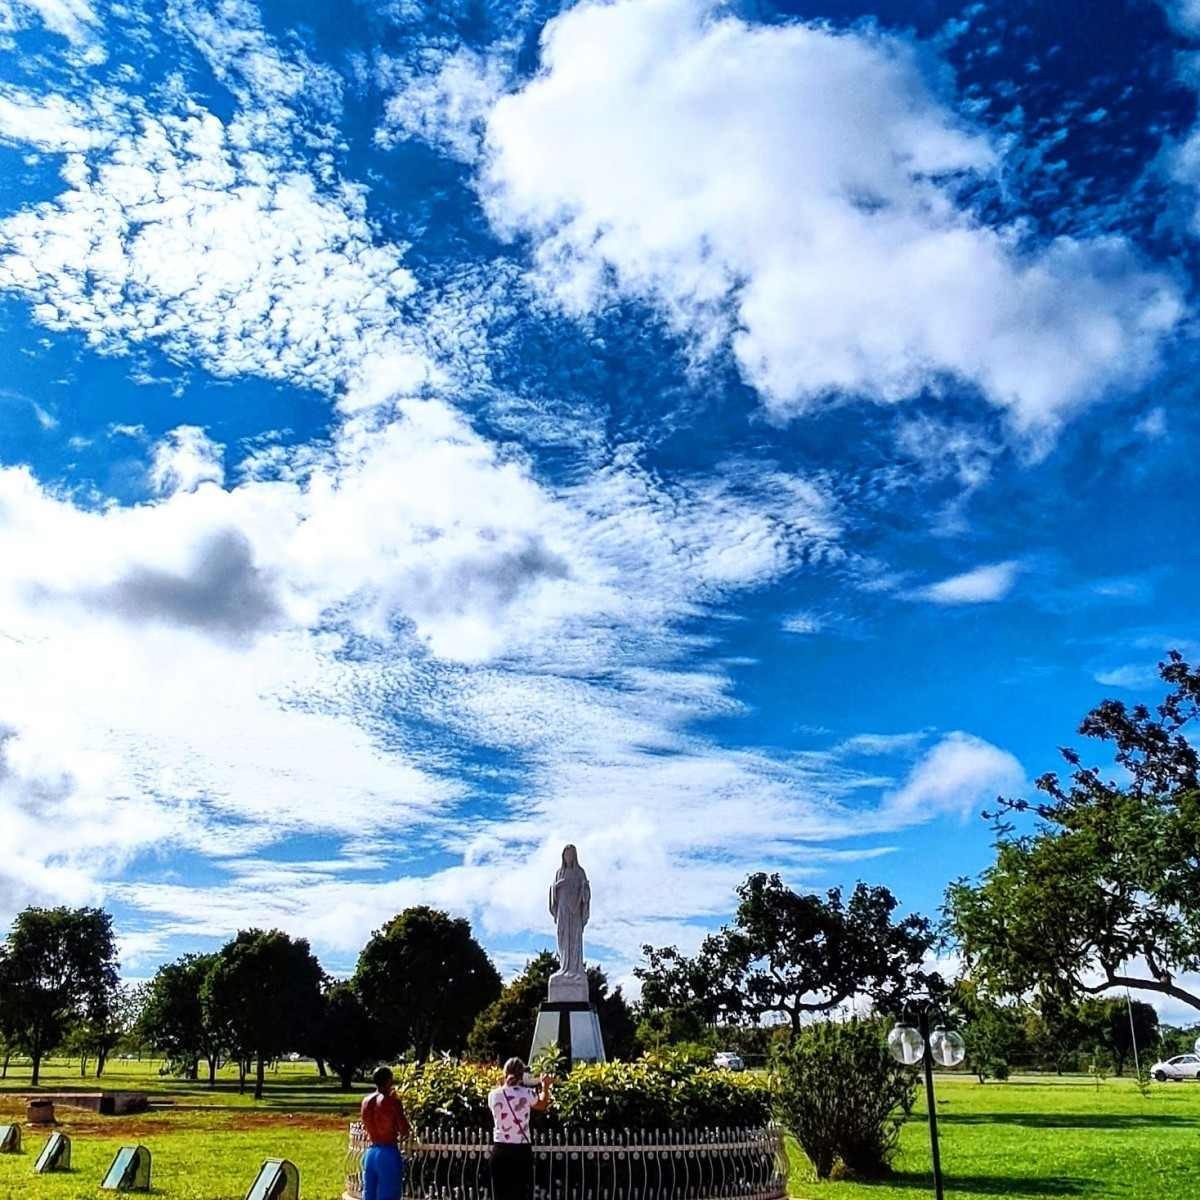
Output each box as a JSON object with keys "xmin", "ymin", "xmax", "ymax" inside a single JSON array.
[
  {"xmin": 0, "ymin": 1124, "xmax": 20, "ymax": 1153},
  {"xmin": 101, "ymin": 1145, "xmax": 151, "ymax": 1191},
  {"xmin": 33, "ymin": 1131, "xmax": 70, "ymax": 1173},
  {"xmin": 244, "ymin": 1157, "xmax": 300, "ymax": 1200}
]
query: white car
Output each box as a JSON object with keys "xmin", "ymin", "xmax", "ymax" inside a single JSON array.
[
  {"xmin": 1151, "ymin": 1054, "xmax": 1200, "ymax": 1081},
  {"xmin": 713, "ymin": 1051, "xmax": 744, "ymax": 1071}
]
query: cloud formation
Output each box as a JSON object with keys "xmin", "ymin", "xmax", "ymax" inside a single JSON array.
[{"xmin": 482, "ymin": 0, "xmax": 1181, "ymax": 433}]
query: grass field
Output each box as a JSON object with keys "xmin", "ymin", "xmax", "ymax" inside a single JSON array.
[{"xmin": 0, "ymin": 1061, "xmax": 1196, "ymax": 1199}]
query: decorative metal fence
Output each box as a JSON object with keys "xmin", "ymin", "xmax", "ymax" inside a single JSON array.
[{"xmin": 343, "ymin": 1124, "xmax": 787, "ymax": 1200}]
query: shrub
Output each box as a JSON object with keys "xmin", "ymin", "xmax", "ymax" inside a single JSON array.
[
  {"xmin": 550, "ymin": 1051, "xmax": 772, "ymax": 1129},
  {"xmin": 393, "ymin": 1058, "xmax": 494, "ymax": 1127},
  {"xmin": 387, "ymin": 1051, "xmax": 771, "ymax": 1133},
  {"xmin": 773, "ymin": 1019, "xmax": 915, "ymax": 1180},
  {"xmin": 989, "ymin": 1059, "xmax": 1010, "ymax": 1082}
]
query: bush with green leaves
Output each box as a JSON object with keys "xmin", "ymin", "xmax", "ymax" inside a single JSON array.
[
  {"xmin": 393, "ymin": 1058, "xmax": 494, "ymax": 1127},
  {"xmin": 387, "ymin": 1050, "xmax": 771, "ymax": 1133},
  {"xmin": 773, "ymin": 1019, "xmax": 915, "ymax": 1180},
  {"xmin": 551, "ymin": 1051, "xmax": 771, "ymax": 1129}
]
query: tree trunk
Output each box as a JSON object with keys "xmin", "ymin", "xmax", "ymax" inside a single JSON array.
[
  {"xmin": 2, "ymin": 1050, "xmax": 10, "ymax": 1079},
  {"xmin": 207, "ymin": 1056, "xmax": 217, "ymax": 1087},
  {"xmin": 316, "ymin": 1057, "xmax": 327, "ymax": 1079},
  {"xmin": 238, "ymin": 1060, "xmax": 247, "ymax": 1094},
  {"xmin": 339, "ymin": 1067, "xmax": 353, "ymax": 1090},
  {"xmin": 30, "ymin": 1035, "xmax": 42, "ymax": 1087},
  {"xmin": 96, "ymin": 1048, "xmax": 108, "ymax": 1077},
  {"xmin": 255, "ymin": 1054, "xmax": 265, "ymax": 1101}
]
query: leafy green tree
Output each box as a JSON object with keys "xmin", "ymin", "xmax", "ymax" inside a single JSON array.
[
  {"xmin": 354, "ymin": 907, "xmax": 501, "ymax": 1061},
  {"xmin": 639, "ymin": 874, "xmax": 938, "ymax": 1036},
  {"xmin": 140, "ymin": 953, "xmax": 225, "ymax": 1083},
  {"xmin": 68, "ymin": 981, "xmax": 142, "ymax": 1077},
  {"xmin": 1078, "ymin": 997, "xmax": 1158, "ymax": 1076},
  {"xmin": 954, "ymin": 982, "xmax": 1027, "ymax": 1082},
  {"xmin": 636, "ymin": 936, "xmax": 744, "ymax": 1031},
  {"xmin": 0, "ymin": 906, "xmax": 119, "ymax": 1085},
  {"xmin": 204, "ymin": 929, "xmax": 325, "ymax": 1100},
  {"xmin": 948, "ymin": 654, "xmax": 1200, "ymax": 1014},
  {"xmin": 319, "ymin": 981, "xmax": 377, "ymax": 1090}
]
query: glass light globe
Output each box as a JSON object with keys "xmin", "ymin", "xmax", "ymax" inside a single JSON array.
[
  {"xmin": 930, "ymin": 1027, "xmax": 966, "ymax": 1068},
  {"xmin": 888, "ymin": 1024, "xmax": 924, "ymax": 1066}
]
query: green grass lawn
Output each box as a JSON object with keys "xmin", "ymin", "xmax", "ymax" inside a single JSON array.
[
  {"xmin": 788, "ymin": 1074, "xmax": 1200, "ymax": 1200},
  {"xmin": 0, "ymin": 1061, "xmax": 1196, "ymax": 1199}
]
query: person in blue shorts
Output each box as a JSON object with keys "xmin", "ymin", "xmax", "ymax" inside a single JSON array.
[{"xmin": 361, "ymin": 1066, "xmax": 411, "ymax": 1200}]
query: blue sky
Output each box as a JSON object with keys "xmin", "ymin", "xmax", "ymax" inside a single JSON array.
[{"xmin": 0, "ymin": 0, "xmax": 1198, "ymax": 1008}]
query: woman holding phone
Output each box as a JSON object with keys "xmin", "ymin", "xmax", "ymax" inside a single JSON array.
[{"xmin": 487, "ymin": 1057, "xmax": 552, "ymax": 1200}]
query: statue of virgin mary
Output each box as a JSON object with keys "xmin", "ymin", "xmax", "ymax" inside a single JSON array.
[{"xmin": 549, "ymin": 843, "xmax": 590, "ymax": 979}]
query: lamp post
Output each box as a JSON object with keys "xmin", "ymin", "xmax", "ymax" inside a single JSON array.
[{"xmin": 888, "ymin": 1004, "xmax": 965, "ymax": 1200}]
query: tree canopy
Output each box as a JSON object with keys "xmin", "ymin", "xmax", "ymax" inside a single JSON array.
[
  {"xmin": 637, "ymin": 872, "xmax": 938, "ymax": 1032},
  {"xmin": 140, "ymin": 953, "xmax": 224, "ymax": 1083},
  {"xmin": 204, "ymin": 929, "xmax": 325, "ymax": 1099},
  {"xmin": 946, "ymin": 652, "xmax": 1200, "ymax": 1013},
  {"xmin": 0, "ymin": 906, "xmax": 119, "ymax": 1085},
  {"xmin": 354, "ymin": 906, "xmax": 501, "ymax": 1060}
]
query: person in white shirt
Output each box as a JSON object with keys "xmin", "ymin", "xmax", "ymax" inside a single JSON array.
[{"xmin": 487, "ymin": 1057, "xmax": 553, "ymax": 1200}]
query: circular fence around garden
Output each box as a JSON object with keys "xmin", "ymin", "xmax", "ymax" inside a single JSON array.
[{"xmin": 343, "ymin": 1123, "xmax": 788, "ymax": 1200}]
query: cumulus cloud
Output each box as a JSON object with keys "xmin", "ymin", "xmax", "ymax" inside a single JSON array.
[
  {"xmin": 912, "ymin": 560, "xmax": 1020, "ymax": 604},
  {"xmin": 878, "ymin": 732, "xmax": 1025, "ymax": 824},
  {"xmin": 481, "ymin": 0, "xmax": 1181, "ymax": 432},
  {"xmin": 149, "ymin": 426, "xmax": 225, "ymax": 494}
]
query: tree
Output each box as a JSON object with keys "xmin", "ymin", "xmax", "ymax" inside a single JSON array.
[
  {"xmin": 1078, "ymin": 997, "xmax": 1158, "ymax": 1076},
  {"xmin": 468, "ymin": 952, "xmax": 639, "ymax": 1063},
  {"xmin": 635, "ymin": 936, "xmax": 744, "ymax": 1034},
  {"xmin": 639, "ymin": 874, "xmax": 938, "ymax": 1036},
  {"xmin": 947, "ymin": 653, "xmax": 1200, "ymax": 1014},
  {"xmin": 204, "ymin": 929, "xmax": 325, "ymax": 1100},
  {"xmin": 140, "ymin": 954, "xmax": 224, "ymax": 1084},
  {"xmin": 953, "ymin": 982, "xmax": 1027, "ymax": 1082},
  {"xmin": 319, "ymin": 982, "xmax": 376, "ymax": 1090},
  {"xmin": 354, "ymin": 907, "xmax": 501, "ymax": 1061},
  {"xmin": 0, "ymin": 906, "xmax": 119, "ymax": 1086},
  {"xmin": 69, "ymin": 981, "xmax": 142, "ymax": 1077}
]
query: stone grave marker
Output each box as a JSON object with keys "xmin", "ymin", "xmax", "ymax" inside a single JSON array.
[
  {"xmin": 102, "ymin": 1145, "xmax": 151, "ymax": 1191},
  {"xmin": 245, "ymin": 1157, "xmax": 300, "ymax": 1200},
  {"xmin": 34, "ymin": 1131, "xmax": 70, "ymax": 1173}
]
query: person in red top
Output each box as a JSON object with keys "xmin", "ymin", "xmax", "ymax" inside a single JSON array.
[{"xmin": 361, "ymin": 1066, "xmax": 411, "ymax": 1200}]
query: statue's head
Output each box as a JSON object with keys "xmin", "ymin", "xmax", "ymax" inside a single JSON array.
[{"xmin": 561, "ymin": 843, "xmax": 578, "ymax": 868}]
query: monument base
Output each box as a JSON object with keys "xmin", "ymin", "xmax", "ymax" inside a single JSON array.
[{"xmin": 530, "ymin": 1000, "xmax": 605, "ymax": 1067}]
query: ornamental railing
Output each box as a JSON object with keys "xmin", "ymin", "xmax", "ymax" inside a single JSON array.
[{"xmin": 343, "ymin": 1124, "xmax": 787, "ymax": 1200}]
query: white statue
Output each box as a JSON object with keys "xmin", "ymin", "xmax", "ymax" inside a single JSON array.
[{"xmin": 549, "ymin": 844, "xmax": 590, "ymax": 984}]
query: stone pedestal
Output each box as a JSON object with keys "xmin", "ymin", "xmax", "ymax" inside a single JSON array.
[{"xmin": 530, "ymin": 1000, "xmax": 606, "ymax": 1067}]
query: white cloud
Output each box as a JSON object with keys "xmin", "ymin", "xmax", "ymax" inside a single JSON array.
[
  {"xmin": 0, "ymin": 89, "xmax": 112, "ymax": 151},
  {"xmin": 1135, "ymin": 406, "xmax": 1168, "ymax": 440},
  {"xmin": 782, "ymin": 611, "xmax": 823, "ymax": 634},
  {"xmin": 481, "ymin": 0, "xmax": 1181, "ymax": 433},
  {"xmin": 149, "ymin": 425, "xmax": 225, "ymax": 494},
  {"xmin": 878, "ymin": 731, "xmax": 1025, "ymax": 824},
  {"xmin": 377, "ymin": 46, "xmax": 508, "ymax": 163},
  {"xmin": 0, "ymin": 102, "xmax": 424, "ymax": 393},
  {"xmin": 913, "ymin": 560, "xmax": 1020, "ymax": 604},
  {"xmin": 1094, "ymin": 664, "xmax": 1160, "ymax": 690},
  {"xmin": 0, "ymin": 0, "xmax": 100, "ymax": 47}
]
